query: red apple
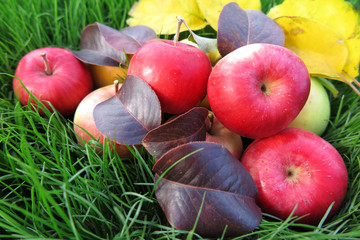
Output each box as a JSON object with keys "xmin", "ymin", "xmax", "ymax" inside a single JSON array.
[
  {"xmin": 207, "ymin": 43, "xmax": 310, "ymax": 139},
  {"xmin": 205, "ymin": 113, "xmax": 243, "ymax": 159},
  {"xmin": 127, "ymin": 39, "xmax": 212, "ymax": 114},
  {"xmin": 73, "ymin": 83, "xmax": 135, "ymax": 158},
  {"xmin": 241, "ymin": 128, "xmax": 348, "ymax": 225},
  {"xmin": 13, "ymin": 47, "xmax": 93, "ymax": 116}
]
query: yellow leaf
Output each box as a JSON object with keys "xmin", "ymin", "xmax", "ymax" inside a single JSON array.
[
  {"xmin": 268, "ymin": 0, "xmax": 360, "ymax": 80},
  {"xmin": 127, "ymin": 0, "xmax": 207, "ymax": 35},
  {"xmin": 196, "ymin": 0, "xmax": 261, "ymax": 31},
  {"xmin": 275, "ymin": 16, "xmax": 348, "ymax": 80}
]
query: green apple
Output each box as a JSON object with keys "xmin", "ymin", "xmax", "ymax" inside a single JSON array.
[{"xmin": 288, "ymin": 77, "xmax": 330, "ymax": 135}]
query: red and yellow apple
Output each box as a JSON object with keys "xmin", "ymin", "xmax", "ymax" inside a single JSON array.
[
  {"xmin": 13, "ymin": 47, "xmax": 93, "ymax": 116},
  {"xmin": 73, "ymin": 83, "xmax": 135, "ymax": 158},
  {"xmin": 88, "ymin": 64, "xmax": 127, "ymax": 88},
  {"xmin": 207, "ymin": 43, "xmax": 310, "ymax": 139},
  {"xmin": 128, "ymin": 39, "xmax": 212, "ymax": 114},
  {"xmin": 241, "ymin": 127, "xmax": 348, "ymax": 225}
]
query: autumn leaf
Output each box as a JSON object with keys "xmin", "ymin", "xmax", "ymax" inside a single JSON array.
[
  {"xmin": 268, "ymin": 0, "xmax": 360, "ymax": 92},
  {"xmin": 196, "ymin": 0, "xmax": 261, "ymax": 31},
  {"xmin": 127, "ymin": 0, "xmax": 207, "ymax": 35},
  {"xmin": 275, "ymin": 16, "xmax": 348, "ymax": 81}
]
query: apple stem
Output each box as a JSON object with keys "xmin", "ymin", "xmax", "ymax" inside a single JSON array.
[
  {"xmin": 114, "ymin": 80, "xmax": 120, "ymax": 95},
  {"xmin": 40, "ymin": 52, "xmax": 52, "ymax": 75},
  {"xmin": 174, "ymin": 16, "xmax": 183, "ymax": 47}
]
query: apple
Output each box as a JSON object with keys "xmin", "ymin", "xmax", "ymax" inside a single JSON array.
[
  {"xmin": 73, "ymin": 83, "xmax": 135, "ymax": 158},
  {"xmin": 287, "ymin": 77, "xmax": 330, "ymax": 136},
  {"xmin": 205, "ymin": 112, "xmax": 243, "ymax": 159},
  {"xmin": 88, "ymin": 64, "xmax": 127, "ymax": 88},
  {"xmin": 13, "ymin": 47, "xmax": 93, "ymax": 116},
  {"xmin": 241, "ymin": 127, "xmax": 348, "ymax": 225},
  {"xmin": 127, "ymin": 39, "xmax": 212, "ymax": 114},
  {"xmin": 207, "ymin": 43, "xmax": 310, "ymax": 139}
]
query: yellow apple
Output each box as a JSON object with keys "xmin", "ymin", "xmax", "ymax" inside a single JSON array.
[{"xmin": 88, "ymin": 64, "xmax": 127, "ymax": 88}]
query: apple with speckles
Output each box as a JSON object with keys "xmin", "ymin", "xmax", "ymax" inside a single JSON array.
[{"xmin": 241, "ymin": 127, "xmax": 348, "ymax": 225}]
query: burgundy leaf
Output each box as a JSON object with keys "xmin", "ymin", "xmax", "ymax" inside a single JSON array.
[
  {"xmin": 217, "ymin": 2, "xmax": 285, "ymax": 57},
  {"xmin": 153, "ymin": 142, "xmax": 261, "ymax": 238},
  {"xmin": 142, "ymin": 107, "xmax": 209, "ymax": 160},
  {"xmin": 73, "ymin": 22, "xmax": 157, "ymax": 66},
  {"xmin": 93, "ymin": 75, "xmax": 161, "ymax": 145}
]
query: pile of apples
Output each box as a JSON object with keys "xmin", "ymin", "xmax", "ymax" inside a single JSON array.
[{"xmin": 12, "ymin": 14, "xmax": 348, "ymax": 239}]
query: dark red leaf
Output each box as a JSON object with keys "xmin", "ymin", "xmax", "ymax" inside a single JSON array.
[
  {"xmin": 217, "ymin": 2, "xmax": 285, "ymax": 57},
  {"xmin": 142, "ymin": 107, "xmax": 209, "ymax": 160},
  {"xmin": 93, "ymin": 75, "xmax": 161, "ymax": 145},
  {"xmin": 72, "ymin": 22, "xmax": 157, "ymax": 66},
  {"xmin": 153, "ymin": 142, "xmax": 262, "ymax": 238}
]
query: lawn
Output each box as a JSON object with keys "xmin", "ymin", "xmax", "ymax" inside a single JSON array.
[{"xmin": 1, "ymin": 0, "xmax": 360, "ymax": 239}]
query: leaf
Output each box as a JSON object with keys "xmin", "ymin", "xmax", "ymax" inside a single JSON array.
[
  {"xmin": 196, "ymin": 0, "xmax": 261, "ymax": 31},
  {"xmin": 127, "ymin": 0, "xmax": 207, "ymax": 35},
  {"xmin": 72, "ymin": 22, "xmax": 157, "ymax": 66},
  {"xmin": 274, "ymin": 16, "xmax": 349, "ymax": 81},
  {"xmin": 268, "ymin": 0, "xmax": 360, "ymax": 80},
  {"xmin": 217, "ymin": 2, "xmax": 284, "ymax": 57},
  {"xmin": 143, "ymin": 107, "xmax": 209, "ymax": 160},
  {"xmin": 153, "ymin": 142, "xmax": 262, "ymax": 238},
  {"xmin": 93, "ymin": 75, "xmax": 161, "ymax": 145}
]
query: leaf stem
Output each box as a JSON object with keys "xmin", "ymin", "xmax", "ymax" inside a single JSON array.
[{"xmin": 40, "ymin": 52, "xmax": 52, "ymax": 75}]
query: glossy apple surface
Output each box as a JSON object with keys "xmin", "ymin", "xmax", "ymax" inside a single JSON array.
[
  {"xmin": 288, "ymin": 77, "xmax": 330, "ymax": 135},
  {"xmin": 13, "ymin": 47, "xmax": 93, "ymax": 116},
  {"xmin": 88, "ymin": 64, "xmax": 127, "ymax": 88},
  {"xmin": 73, "ymin": 84, "xmax": 134, "ymax": 158},
  {"xmin": 241, "ymin": 128, "xmax": 348, "ymax": 225},
  {"xmin": 207, "ymin": 43, "xmax": 310, "ymax": 139},
  {"xmin": 127, "ymin": 39, "xmax": 212, "ymax": 114}
]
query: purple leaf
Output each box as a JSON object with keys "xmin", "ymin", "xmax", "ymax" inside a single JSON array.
[
  {"xmin": 73, "ymin": 22, "xmax": 157, "ymax": 66},
  {"xmin": 93, "ymin": 75, "xmax": 161, "ymax": 145},
  {"xmin": 142, "ymin": 107, "xmax": 209, "ymax": 160},
  {"xmin": 217, "ymin": 2, "xmax": 285, "ymax": 57},
  {"xmin": 153, "ymin": 142, "xmax": 262, "ymax": 238}
]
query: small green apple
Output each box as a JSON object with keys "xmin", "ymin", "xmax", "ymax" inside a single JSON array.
[{"xmin": 288, "ymin": 77, "xmax": 330, "ymax": 135}]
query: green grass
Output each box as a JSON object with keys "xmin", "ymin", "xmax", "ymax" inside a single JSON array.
[{"xmin": 1, "ymin": 0, "xmax": 360, "ymax": 239}]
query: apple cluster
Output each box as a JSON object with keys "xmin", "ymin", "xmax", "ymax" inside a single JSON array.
[{"xmin": 12, "ymin": 16, "xmax": 347, "ymax": 238}]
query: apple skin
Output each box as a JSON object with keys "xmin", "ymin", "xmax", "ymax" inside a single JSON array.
[
  {"xmin": 241, "ymin": 128, "xmax": 348, "ymax": 225},
  {"xmin": 127, "ymin": 39, "xmax": 212, "ymax": 114},
  {"xmin": 288, "ymin": 77, "xmax": 330, "ymax": 136},
  {"xmin": 207, "ymin": 43, "xmax": 310, "ymax": 139},
  {"xmin": 205, "ymin": 113, "xmax": 243, "ymax": 159},
  {"xmin": 13, "ymin": 47, "xmax": 93, "ymax": 116},
  {"xmin": 88, "ymin": 64, "xmax": 127, "ymax": 89},
  {"xmin": 73, "ymin": 84, "xmax": 134, "ymax": 158}
]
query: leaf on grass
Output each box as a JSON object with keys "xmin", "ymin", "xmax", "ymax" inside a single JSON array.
[
  {"xmin": 275, "ymin": 16, "xmax": 349, "ymax": 81},
  {"xmin": 196, "ymin": 0, "xmax": 261, "ymax": 31},
  {"xmin": 143, "ymin": 107, "xmax": 209, "ymax": 160},
  {"xmin": 268, "ymin": 0, "xmax": 360, "ymax": 80},
  {"xmin": 127, "ymin": 0, "xmax": 207, "ymax": 35},
  {"xmin": 217, "ymin": 2, "xmax": 284, "ymax": 57},
  {"xmin": 93, "ymin": 75, "xmax": 161, "ymax": 145},
  {"xmin": 153, "ymin": 142, "xmax": 262, "ymax": 238},
  {"xmin": 72, "ymin": 22, "xmax": 157, "ymax": 66}
]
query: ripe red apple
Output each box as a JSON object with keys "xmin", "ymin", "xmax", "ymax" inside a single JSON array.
[
  {"xmin": 241, "ymin": 128, "xmax": 348, "ymax": 225},
  {"xmin": 13, "ymin": 47, "xmax": 93, "ymax": 116},
  {"xmin": 127, "ymin": 39, "xmax": 212, "ymax": 114},
  {"xmin": 207, "ymin": 43, "xmax": 310, "ymax": 139},
  {"xmin": 205, "ymin": 113, "xmax": 243, "ymax": 159},
  {"xmin": 73, "ymin": 83, "xmax": 135, "ymax": 158}
]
